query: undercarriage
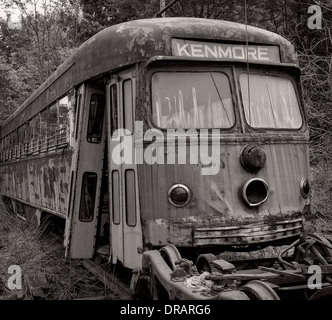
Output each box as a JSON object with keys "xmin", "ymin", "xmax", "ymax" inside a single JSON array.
[{"xmin": 132, "ymin": 233, "xmax": 332, "ymax": 300}]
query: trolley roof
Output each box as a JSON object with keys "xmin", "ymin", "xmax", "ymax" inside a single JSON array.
[{"xmin": 1, "ymin": 17, "xmax": 297, "ymax": 134}]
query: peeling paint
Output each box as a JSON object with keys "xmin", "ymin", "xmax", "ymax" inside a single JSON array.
[
  {"xmin": 0, "ymin": 151, "xmax": 71, "ymax": 216},
  {"xmin": 155, "ymin": 218, "xmax": 169, "ymax": 226},
  {"xmin": 140, "ymin": 140, "xmax": 309, "ymax": 248}
]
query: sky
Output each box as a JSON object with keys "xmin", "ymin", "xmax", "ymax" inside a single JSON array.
[
  {"xmin": 0, "ymin": 4, "xmax": 21, "ymax": 23},
  {"xmin": 0, "ymin": 1, "xmax": 46, "ymax": 23}
]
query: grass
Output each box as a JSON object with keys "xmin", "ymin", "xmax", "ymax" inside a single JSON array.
[
  {"xmin": 0, "ymin": 201, "xmax": 109, "ymax": 300},
  {"xmin": 310, "ymin": 160, "xmax": 332, "ymax": 236}
]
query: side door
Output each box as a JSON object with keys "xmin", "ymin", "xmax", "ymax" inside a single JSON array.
[
  {"xmin": 65, "ymin": 84, "xmax": 106, "ymax": 258},
  {"xmin": 107, "ymin": 69, "xmax": 143, "ymax": 269}
]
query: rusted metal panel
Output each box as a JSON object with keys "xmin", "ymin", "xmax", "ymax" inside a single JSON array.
[
  {"xmin": 193, "ymin": 218, "xmax": 303, "ymax": 246},
  {"xmin": 0, "ymin": 150, "xmax": 72, "ymax": 217},
  {"xmin": 138, "ymin": 138, "xmax": 310, "ymax": 247}
]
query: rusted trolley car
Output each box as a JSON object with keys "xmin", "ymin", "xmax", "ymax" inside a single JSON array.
[{"xmin": 1, "ymin": 18, "xmax": 332, "ymax": 300}]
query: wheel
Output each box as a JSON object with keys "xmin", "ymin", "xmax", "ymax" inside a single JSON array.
[
  {"xmin": 241, "ymin": 280, "xmax": 280, "ymax": 300},
  {"xmin": 196, "ymin": 253, "xmax": 217, "ymax": 274},
  {"xmin": 159, "ymin": 244, "xmax": 182, "ymax": 271}
]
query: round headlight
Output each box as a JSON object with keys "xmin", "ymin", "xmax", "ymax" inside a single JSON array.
[
  {"xmin": 300, "ymin": 178, "xmax": 310, "ymax": 199},
  {"xmin": 242, "ymin": 178, "xmax": 269, "ymax": 207},
  {"xmin": 240, "ymin": 144, "xmax": 266, "ymax": 172},
  {"xmin": 168, "ymin": 184, "xmax": 191, "ymax": 207}
]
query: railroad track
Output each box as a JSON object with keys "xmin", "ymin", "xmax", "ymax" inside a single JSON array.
[
  {"xmin": 47, "ymin": 231, "xmax": 134, "ymax": 300},
  {"xmin": 82, "ymin": 259, "xmax": 134, "ymax": 300}
]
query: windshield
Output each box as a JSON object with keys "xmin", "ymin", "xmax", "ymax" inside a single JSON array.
[
  {"xmin": 240, "ymin": 74, "xmax": 302, "ymax": 129},
  {"xmin": 152, "ymin": 72, "xmax": 235, "ymax": 129}
]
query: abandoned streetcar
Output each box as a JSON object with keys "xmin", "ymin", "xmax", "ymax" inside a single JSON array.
[{"xmin": 0, "ymin": 17, "xmax": 331, "ymax": 300}]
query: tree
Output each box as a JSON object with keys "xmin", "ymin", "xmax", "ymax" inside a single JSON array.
[
  {"xmin": 77, "ymin": 0, "xmax": 160, "ymax": 41},
  {"xmin": 0, "ymin": 16, "xmax": 35, "ymax": 122},
  {"xmin": 2, "ymin": 0, "xmax": 79, "ymax": 83}
]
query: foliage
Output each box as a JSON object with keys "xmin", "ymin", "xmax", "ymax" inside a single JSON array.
[
  {"xmin": 4, "ymin": 0, "xmax": 79, "ymax": 81},
  {"xmin": 0, "ymin": 19, "xmax": 34, "ymax": 123}
]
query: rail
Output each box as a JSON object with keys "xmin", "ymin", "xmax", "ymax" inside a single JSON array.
[{"xmin": 82, "ymin": 259, "xmax": 134, "ymax": 300}]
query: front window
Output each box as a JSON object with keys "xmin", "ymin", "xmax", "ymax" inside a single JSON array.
[
  {"xmin": 240, "ymin": 74, "xmax": 302, "ymax": 129},
  {"xmin": 152, "ymin": 72, "xmax": 235, "ymax": 129}
]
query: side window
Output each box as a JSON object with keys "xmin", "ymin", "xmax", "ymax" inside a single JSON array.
[
  {"xmin": 28, "ymin": 120, "xmax": 33, "ymax": 153},
  {"xmin": 40, "ymin": 108, "xmax": 48, "ymax": 149},
  {"xmin": 110, "ymin": 84, "xmax": 118, "ymax": 136},
  {"xmin": 18, "ymin": 126, "xmax": 23, "ymax": 144},
  {"xmin": 1, "ymin": 138, "xmax": 4, "ymax": 161},
  {"xmin": 13, "ymin": 130, "xmax": 18, "ymax": 157},
  {"xmin": 31, "ymin": 114, "xmax": 40, "ymax": 152},
  {"xmin": 8, "ymin": 133, "xmax": 12, "ymax": 159},
  {"xmin": 59, "ymin": 96, "xmax": 69, "ymax": 143},
  {"xmin": 68, "ymin": 90, "xmax": 76, "ymax": 146},
  {"xmin": 49, "ymin": 103, "xmax": 58, "ymax": 146},
  {"xmin": 75, "ymin": 93, "xmax": 82, "ymax": 141},
  {"xmin": 87, "ymin": 94, "xmax": 105, "ymax": 143},
  {"xmin": 33, "ymin": 114, "xmax": 40, "ymax": 140},
  {"xmin": 11, "ymin": 132, "xmax": 15, "ymax": 159},
  {"xmin": 79, "ymin": 172, "xmax": 97, "ymax": 222},
  {"xmin": 23, "ymin": 123, "xmax": 29, "ymax": 154},
  {"xmin": 18, "ymin": 126, "xmax": 24, "ymax": 156},
  {"xmin": 123, "ymin": 79, "xmax": 133, "ymax": 134},
  {"xmin": 112, "ymin": 170, "xmax": 120, "ymax": 224},
  {"xmin": 125, "ymin": 169, "xmax": 136, "ymax": 227},
  {"xmin": 1, "ymin": 139, "xmax": 4, "ymax": 161},
  {"xmin": 3, "ymin": 138, "xmax": 6, "ymax": 161},
  {"xmin": 14, "ymin": 130, "xmax": 18, "ymax": 156},
  {"xmin": 7, "ymin": 135, "xmax": 10, "ymax": 160},
  {"xmin": 5, "ymin": 135, "xmax": 9, "ymax": 160},
  {"xmin": 26, "ymin": 121, "xmax": 30, "ymax": 142}
]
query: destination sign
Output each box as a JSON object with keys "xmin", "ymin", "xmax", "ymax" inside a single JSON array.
[{"xmin": 172, "ymin": 39, "xmax": 281, "ymax": 63}]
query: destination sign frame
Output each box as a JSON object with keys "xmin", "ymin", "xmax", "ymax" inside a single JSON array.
[{"xmin": 171, "ymin": 39, "xmax": 281, "ymax": 63}]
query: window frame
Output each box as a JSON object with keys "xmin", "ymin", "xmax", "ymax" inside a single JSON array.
[
  {"xmin": 148, "ymin": 64, "xmax": 239, "ymax": 132},
  {"xmin": 48, "ymin": 102, "xmax": 59, "ymax": 140},
  {"xmin": 125, "ymin": 169, "xmax": 137, "ymax": 227},
  {"xmin": 110, "ymin": 84, "xmax": 119, "ymax": 137},
  {"xmin": 123, "ymin": 79, "xmax": 134, "ymax": 134},
  {"xmin": 87, "ymin": 93, "xmax": 105, "ymax": 144},
  {"xmin": 79, "ymin": 172, "xmax": 98, "ymax": 222},
  {"xmin": 238, "ymin": 68, "xmax": 305, "ymax": 132},
  {"xmin": 111, "ymin": 170, "xmax": 121, "ymax": 225}
]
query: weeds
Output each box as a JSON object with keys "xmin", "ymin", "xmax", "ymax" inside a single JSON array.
[
  {"xmin": 0, "ymin": 201, "xmax": 107, "ymax": 300},
  {"xmin": 310, "ymin": 161, "xmax": 332, "ymax": 236}
]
